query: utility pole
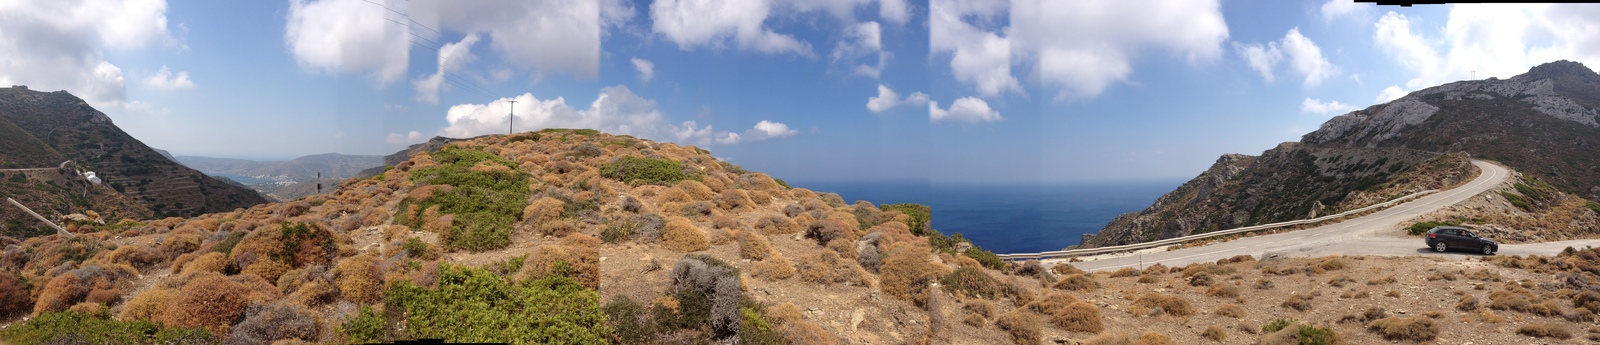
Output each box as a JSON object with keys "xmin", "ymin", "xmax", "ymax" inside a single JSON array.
[{"xmin": 507, "ymin": 99, "xmax": 518, "ymax": 135}]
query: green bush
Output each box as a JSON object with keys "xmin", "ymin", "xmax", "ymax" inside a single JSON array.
[
  {"xmin": 573, "ymin": 129, "xmax": 600, "ymax": 136},
  {"xmin": 340, "ymin": 305, "xmax": 386, "ymax": 344},
  {"xmin": 880, "ymin": 203, "xmax": 931, "ymax": 236},
  {"xmin": 1587, "ymin": 200, "xmax": 1599, "ymax": 215},
  {"xmin": 1502, "ymin": 192, "xmax": 1531, "ymax": 211},
  {"xmin": 385, "ymin": 264, "xmax": 614, "ymax": 344},
  {"xmin": 397, "ymin": 146, "xmax": 531, "ymax": 252},
  {"xmin": 773, "ymin": 178, "xmax": 791, "ymax": 189},
  {"xmin": 212, "ymin": 230, "xmax": 247, "ymax": 255},
  {"xmin": 1261, "ymin": 318, "xmax": 1339, "ymax": 345},
  {"xmin": 1407, "ymin": 221, "xmax": 1459, "ymax": 236},
  {"xmin": 739, "ymin": 298, "xmax": 788, "ymax": 345},
  {"xmin": 603, "ymin": 296, "xmax": 654, "ymax": 344},
  {"xmin": 0, "ymin": 311, "xmax": 214, "ymax": 345},
  {"xmin": 600, "ymin": 156, "xmax": 697, "ymax": 186},
  {"xmin": 1263, "ymin": 318, "xmax": 1295, "ymax": 333},
  {"xmin": 941, "ymin": 267, "xmax": 1002, "ymax": 299},
  {"xmin": 964, "ymin": 246, "xmax": 1005, "ymax": 270}
]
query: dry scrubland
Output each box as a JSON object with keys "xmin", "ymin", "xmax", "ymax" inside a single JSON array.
[{"xmin": 3, "ymin": 129, "xmax": 1600, "ymax": 344}]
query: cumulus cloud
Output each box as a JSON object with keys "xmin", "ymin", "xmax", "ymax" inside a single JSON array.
[
  {"xmin": 1320, "ymin": 0, "xmax": 1370, "ymax": 22},
  {"xmin": 715, "ymin": 120, "xmax": 798, "ymax": 144},
  {"xmin": 865, "ymin": 84, "xmax": 928, "ymax": 113},
  {"xmin": 631, "ymin": 57, "xmax": 655, "ymax": 84},
  {"xmin": 832, "ymin": 21, "xmax": 887, "ymax": 78},
  {"xmin": 385, "ymin": 130, "xmax": 427, "ymax": 145},
  {"xmin": 413, "ymin": 34, "xmax": 480, "ymax": 104},
  {"xmin": 880, "ymin": 0, "xmax": 911, "ymax": 24},
  {"xmin": 650, "ymin": 0, "xmax": 812, "ymax": 56},
  {"xmin": 929, "ymin": 97, "xmax": 1002, "ymax": 124},
  {"xmin": 1009, "ymin": 0, "xmax": 1230, "ymax": 100},
  {"xmin": 0, "ymin": 0, "xmax": 173, "ymax": 108},
  {"xmin": 1372, "ymin": 5, "xmax": 1600, "ymax": 93},
  {"xmin": 439, "ymin": 85, "xmax": 787, "ymax": 147},
  {"xmin": 285, "ymin": 0, "xmax": 410, "ymax": 84},
  {"xmin": 1233, "ymin": 28, "xmax": 1338, "ymax": 87},
  {"xmin": 143, "ymin": 66, "xmax": 196, "ymax": 90},
  {"xmin": 929, "ymin": 0, "xmax": 1018, "ymax": 97},
  {"xmin": 1375, "ymin": 85, "xmax": 1408, "ymax": 103},
  {"xmin": 1301, "ymin": 98, "xmax": 1353, "ymax": 115}
]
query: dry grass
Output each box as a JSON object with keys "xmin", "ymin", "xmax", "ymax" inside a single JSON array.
[
  {"xmin": 1054, "ymin": 274, "xmax": 1097, "ymax": 291},
  {"xmin": 1056, "ymin": 263, "xmax": 1088, "ymax": 276},
  {"xmin": 995, "ymin": 310, "xmax": 1041, "ymax": 345},
  {"xmin": 334, "ymin": 254, "xmax": 382, "ymax": 304},
  {"xmin": 1108, "ymin": 267, "xmax": 1138, "ymax": 278},
  {"xmin": 1206, "ymin": 284, "xmax": 1240, "ymax": 298},
  {"xmin": 1131, "ymin": 293, "xmax": 1193, "ymax": 317},
  {"xmin": 1049, "ymin": 301, "xmax": 1104, "ymax": 333},
  {"xmin": 739, "ymin": 230, "xmax": 772, "ymax": 260},
  {"xmin": 1366, "ymin": 316, "xmax": 1437, "ymax": 341},
  {"xmin": 1281, "ymin": 293, "xmax": 1314, "ymax": 312},
  {"xmin": 1134, "ymin": 332, "xmax": 1174, "ymax": 345},
  {"xmin": 1517, "ymin": 322, "xmax": 1572, "ymax": 339},
  {"xmin": 795, "ymin": 250, "xmax": 869, "ymax": 286},
  {"xmin": 1201, "ymin": 326, "xmax": 1226, "ymax": 342},
  {"xmin": 1082, "ymin": 332, "xmax": 1129, "ymax": 345},
  {"xmin": 179, "ymin": 251, "xmax": 227, "ymax": 276},
  {"xmin": 662, "ymin": 216, "xmax": 710, "ymax": 252},
  {"xmin": 880, "ymin": 242, "xmax": 945, "ymax": 303},
  {"xmin": 117, "ymin": 288, "xmax": 175, "ymax": 321},
  {"xmin": 751, "ymin": 252, "xmax": 796, "ymax": 281},
  {"xmin": 1457, "ymin": 295, "xmax": 1479, "ymax": 311},
  {"xmin": 31, "ymin": 273, "xmax": 84, "ymax": 316},
  {"xmin": 1215, "ymin": 304, "xmax": 1245, "ymax": 318}
]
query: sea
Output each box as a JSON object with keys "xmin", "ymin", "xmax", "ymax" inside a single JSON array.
[{"xmin": 786, "ymin": 180, "xmax": 1183, "ymax": 254}]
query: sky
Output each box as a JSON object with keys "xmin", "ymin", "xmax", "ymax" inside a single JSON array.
[{"xmin": 3, "ymin": 1, "xmax": 1600, "ymax": 183}]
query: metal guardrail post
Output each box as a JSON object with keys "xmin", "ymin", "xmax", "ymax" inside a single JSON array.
[{"xmin": 6, "ymin": 197, "xmax": 73, "ymax": 238}]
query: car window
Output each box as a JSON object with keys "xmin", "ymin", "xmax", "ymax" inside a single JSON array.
[
  {"xmin": 1441, "ymin": 229, "xmax": 1458, "ymax": 235},
  {"xmin": 1462, "ymin": 231, "xmax": 1476, "ymax": 237}
]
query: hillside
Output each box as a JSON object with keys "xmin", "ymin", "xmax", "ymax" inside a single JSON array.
[
  {"xmin": 1078, "ymin": 61, "xmax": 1600, "ymax": 249},
  {"xmin": 6, "ymin": 128, "xmax": 1600, "ymax": 344},
  {"xmin": 176, "ymin": 153, "xmax": 383, "ymax": 182},
  {"xmin": 0, "ymin": 87, "xmax": 268, "ymax": 232}
]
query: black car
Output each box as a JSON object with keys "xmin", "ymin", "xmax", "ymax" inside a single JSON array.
[{"xmin": 1425, "ymin": 226, "xmax": 1498, "ymax": 255}]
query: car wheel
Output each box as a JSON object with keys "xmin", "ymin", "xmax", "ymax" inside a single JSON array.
[
  {"xmin": 1434, "ymin": 241, "xmax": 1448, "ymax": 252},
  {"xmin": 1482, "ymin": 244, "xmax": 1494, "ymax": 255}
]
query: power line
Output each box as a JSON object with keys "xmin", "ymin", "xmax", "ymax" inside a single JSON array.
[
  {"xmin": 362, "ymin": 0, "xmax": 504, "ymax": 104},
  {"xmin": 361, "ymin": 0, "xmax": 441, "ymax": 36}
]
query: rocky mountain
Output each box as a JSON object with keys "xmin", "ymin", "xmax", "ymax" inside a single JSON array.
[
  {"xmin": 176, "ymin": 153, "xmax": 383, "ymax": 182},
  {"xmin": 0, "ymin": 86, "xmax": 268, "ymax": 233},
  {"xmin": 1078, "ymin": 60, "xmax": 1600, "ymax": 249}
]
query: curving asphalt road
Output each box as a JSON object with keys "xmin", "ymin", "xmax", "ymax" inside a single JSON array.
[{"xmin": 1051, "ymin": 160, "xmax": 1600, "ymax": 272}]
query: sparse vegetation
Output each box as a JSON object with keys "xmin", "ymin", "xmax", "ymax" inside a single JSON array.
[
  {"xmin": 1366, "ymin": 316, "xmax": 1437, "ymax": 341},
  {"xmin": 395, "ymin": 146, "xmax": 531, "ymax": 252},
  {"xmin": 1517, "ymin": 322, "xmax": 1572, "ymax": 339},
  {"xmin": 0, "ymin": 311, "xmax": 214, "ymax": 344},
  {"xmin": 384, "ymin": 264, "xmax": 614, "ymax": 344},
  {"xmin": 601, "ymin": 156, "xmax": 698, "ymax": 186}
]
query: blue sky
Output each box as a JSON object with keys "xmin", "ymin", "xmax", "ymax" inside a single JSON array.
[{"xmin": 4, "ymin": 1, "xmax": 1599, "ymax": 183}]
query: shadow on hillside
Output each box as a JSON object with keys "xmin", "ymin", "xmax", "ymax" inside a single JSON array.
[{"xmin": 1413, "ymin": 247, "xmax": 1494, "ymax": 256}]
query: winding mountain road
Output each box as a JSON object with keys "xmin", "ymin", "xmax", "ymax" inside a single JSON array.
[{"xmin": 1052, "ymin": 160, "xmax": 1600, "ymax": 271}]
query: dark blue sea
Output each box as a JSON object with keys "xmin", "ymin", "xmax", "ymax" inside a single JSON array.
[{"xmin": 787, "ymin": 180, "xmax": 1182, "ymax": 254}]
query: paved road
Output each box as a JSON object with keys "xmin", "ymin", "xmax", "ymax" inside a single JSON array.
[{"xmin": 1051, "ymin": 160, "xmax": 1600, "ymax": 272}]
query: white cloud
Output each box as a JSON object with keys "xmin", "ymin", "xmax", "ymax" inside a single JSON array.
[
  {"xmin": 929, "ymin": 0, "xmax": 1018, "ymax": 97},
  {"xmin": 1375, "ymin": 85, "xmax": 1408, "ymax": 103},
  {"xmin": 832, "ymin": 21, "xmax": 887, "ymax": 78},
  {"xmin": 1371, "ymin": 5, "xmax": 1600, "ymax": 93},
  {"xmin": 439, "ymin": 85, "xmax": 783, "ymax": 147},
  {"xmin": 1010, "ymin": 0, "xmax": 1230, "ymax": 100},
  {"xmin": 1301, "ymin": 98, "xmax": 1353, "ymax": 115},
  {"xmin": 1234, "ymin": 28, "xmax": 1338, "ymax": 87},
  {"xmin": 880, "ymin": 0, "xmax": 910, "ymax": 24},
  {"xmin": 413, "ymin": 34, "xmax": 480, "ymax": 104},
  {"xmin": 0, "ymin": 0, "xmax": 173, "ymax": 108},
  {"xmin": 649, "ymin": 0, "xmax": 813, "ymax": 56},
  {"xmin": 715, "ymin": 120, "xmax": 798, "ymax": 144},
  {"xmin": 929, "ymin": 97, "xmax": 1002, "ymax": 124},
  {"xmin": 436, "ymin": 0, "xmax": 629, "ymax": 79},
  {"xmin": 285, "ymin": 0, "xmax": 410, "ymax": 84},
  {"xmin": 631, "ymin": 57, "xmax": 655, "ymax": 84},
  {"xmin": 1320, "ymin": 0, "xmax": 1370, "ymax": 22},
  {"xmin": 143, "ymin": 66, "xmax": 195, "ymax": 90},
  {"xmin": 865, "ymin": 84, "xmax": 928, "ymax": 113},
  {"xmin": 386, "ymin": 131, "xmax": 427, "ymax": 145}
]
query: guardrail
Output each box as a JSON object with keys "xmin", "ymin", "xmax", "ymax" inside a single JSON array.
[{"xmin": 996, "ymin": 189, "xmax": 1438, "ymax": 261}]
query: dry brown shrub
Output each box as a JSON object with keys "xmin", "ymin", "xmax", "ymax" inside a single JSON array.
[
  {"xmin": 1517, "ymin": 322, "xmax": 1572, "ymax": 339},
  {"xmin": 995, "ymin": 309, "xmax": 1041, "ymax": 345},
  {"xmin": 68, "ymin": 301, "xmax": 106, "ymax": 315},
  {"xmin": 180, "ymin": 251, "xmax": 228, "ymax": 276},
  {"xmin": 754, "ymin": 214, "xmax": 802, "ymax": 235},
  {"xmin": 1131, "ymin": 293, "xmax": 1193, "ymax": 316},
  {"xmin": 780, "ymin": 320, "xmax": 838, "ymax": 345},
  {"xmin": 1281, "ymin": 293, "xmax": 1314, "ymax": 312},
  {"xmin": 1083, "ymin": 332, "xmax": 1129, "ymax": 345},
  {"xmin": 1365, "ymin": 316, "xmax": 1436, "ymax": 341},
  {"xmin": 805, "ymin": 219, "xmax": 853, "ymax": 246},
  {"xmin": 156, "ymin": 273, "xmax": 252, "ymax": 333},
  {"xmin": 1027, "ymin": 292, "xmax": 1081, "ymax": 315},
  {"xmin": 825, "ymin": 238, "xmax": 857, "ymax": 260},
  {"xmin": 678, "ymin": 180, "xmax": 715, "ymax": 200},
  {"xmin": 662, "ymin": 216, "xmax": 710, "ymax": 252},
  {"xmin": 964, "ymin": 299, "xmax": 996, "ymax": 319},
  {"xmin": 1218, "ymin": 254, "xmax": 1256, "ymax": 265},
  {"xmin": 747, "ymin": 190, "xmax": 773, "ymax": 205},
  {"xmin": 710, "ymin": 216, "xmax": 740, "ymax": 229},
  {"xmin": 1458, "ymin": 295, "xmax": 1479, "ymax": 311},
  {"xmin": 536, "ymin": 219, "xmax": 579, "ymax": 237},
  {"xmin": 752, "ymin": 253, "xmax": 796, "ymax": 281},
  {"xmin": 1136, "ymin": 275, "xmax": 1158, "ymax": 284},
  {"xmin": 1202, "ymin": 326, "xmax": 1227, "ymax": 341},
  {"xmin": 84, "ymin": 284, "xmax": 122, "ymax": 306},
  {"xmin": 963, "ymin": 312, "xmax": 986, "ymax": 327},
  {"xmin": 335, "ymin": 254, "xmax": 383, "ymax": 304},
  {"xmin": 1054, "ymin": 274, "xmax": 1097, "ymax": 291},
  {"xmin": 768, "ymin": 302, "xmax": 802, "ymax": 325},
  {"xmin": 32, "ymin": 273, "xmax": 84, "ymax": 316},
  {"xmin": 716, "ymin": 189, "xmax": 754, "ymax": 211},
  {"xmin": 1107, "ymin": 267, "xmax": 1137, "ymax": 278},
  {"xmin": 1142, "ymin": 263, "xmax": 1169, "ymax": 275},
  {"xmin": 739, "ymin": 230, "xmax": 772, "ymax": 261},
  {"xmin": 655, "ymin": 187, "xmax": 693, "ymax": 205},
  {"xmin": 1051, "ymin": 301, "xmax": 1104, "ymax": 333},
  {"xmin": 789, "ymin": 188, "xmax": 819, "ymax": 200},
  {"xmin": 880, "ymin": 242, "xmax": 945, "ymax": 303},
  {"xmin": 292, "ymin": 279, "xmax": 337, "ymax": 307},
  {"xmin": 522, "ymin": 197, "xmax": 565, "ymax": 223},
  {"xmin": 1316, "ymin": 257, "xmax": 1347, "ymax": 272},
  {"xmin": 796, "ymin": 250, "xmax": 869, "ymax": 286},
  {"xmin": 0, "ymin": 272, "xmax": 31, "ymax": 317},
  {"xmin": 1489, "ymin": 289, "xmax": 1563, "ymax": 316},
  {"xmin": 1207, "ymin": 284, "xmax": 1240, "ymax": 298},
  {"xmin": 737, "ymin": 173, "xmax": 783, "ymax": 191},
  {"xmin": 1134, "ymin": 332, "xmax": 1174, "ymax": 345},
  {"xmin": 708, "ymin": 228, "xmax": 736, "ymax": 246},
  {"xmin": 118, "ymin": 288, "xmax": 175, "ymax": 321},
  {"xmin": 519, "ymin": 236, "xmax": 601, "ymax": 289},
  {"xmin": 277, "ymin": 201, "xmax": 311, "ymax": 218}
]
